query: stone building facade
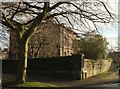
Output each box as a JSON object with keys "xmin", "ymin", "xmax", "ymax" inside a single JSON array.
[
  {"xmin": 9, "ymin": 21, "xmax": 77, "ymax": 59},
  {"xmin": 9, "ymin": 30, "xmax": 19, "ymax": 59}
]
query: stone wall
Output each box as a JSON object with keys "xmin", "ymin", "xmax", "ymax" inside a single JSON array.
[{"xmin": 81, "ymin": 59, "xmax": 112, "ymax": 79}]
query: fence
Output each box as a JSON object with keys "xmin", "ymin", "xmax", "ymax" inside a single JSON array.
[{"xmin": 2, "ymin": 54, "xmax": 83, "ymax": 80}]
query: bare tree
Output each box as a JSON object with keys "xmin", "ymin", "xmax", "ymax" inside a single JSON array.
[
  {"xmin": 1, "ymin": 1, "xmax": 114, "ymax": 83},
  {"xmin": 28, "ymin": 20, "xmax": 55, "ymax": 58}
]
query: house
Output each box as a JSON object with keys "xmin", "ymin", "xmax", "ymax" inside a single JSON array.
[{"xmin": 9, "ymin": 20, "xmax": 77, "ymax": 59}]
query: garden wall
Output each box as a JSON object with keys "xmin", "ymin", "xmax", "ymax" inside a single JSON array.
[
  {"xmin": 81, "ymin": 59, "xmax": 112, "ymax": 79},
  {"xmin": 2, "ymin": 54, "xmax": 112, "ymax": 80}
]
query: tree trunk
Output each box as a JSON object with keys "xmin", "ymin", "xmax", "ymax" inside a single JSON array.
[{"xmin": 16, "ymin": 39, "xmax": 28, "ymax": 83}]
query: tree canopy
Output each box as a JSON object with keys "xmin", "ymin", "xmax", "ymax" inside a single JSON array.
[
  {"xmin": 1, "ymin": 1, "xmax": 114, "ymax": 32},
  {"xmin": 73, "ymin": 31, "xmax": 108, "ymax": 59}
]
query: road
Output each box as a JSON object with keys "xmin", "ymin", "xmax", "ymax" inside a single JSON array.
[
  {"xmin": 1, "ymin": 83, "xmax": 120, "ymax": 89},
  {"xmin": 80, "ymin": 82, "xmax": 120, "ymax": 89}
]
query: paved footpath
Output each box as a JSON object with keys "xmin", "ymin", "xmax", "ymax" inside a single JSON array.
[
  {"xmin": 43, "ymin": 70, "xmax": 119, "ymax": 87},
  {"xmin": 2, "ymin": 70, "xmax": 120, "ymax": 87}
]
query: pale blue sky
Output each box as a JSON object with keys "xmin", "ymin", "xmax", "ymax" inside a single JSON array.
[
  {"xmin": 100, "ymin": 23, "xmax": 118, "ymax": 49},
  {"xmin": 99, "ymin": 1, "xmax": 118, "ymax": 50}
]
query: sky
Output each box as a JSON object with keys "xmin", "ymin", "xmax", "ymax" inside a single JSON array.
[
  {"xmin": 0, "ymin": 1, "xmax": 119, "ymax": 51},
  {"xmin": 100, "ymin": 23, "xmax": 118, "ymax": 50},
  {"xmin": 99, "ymin": 1, "xmax": 118, "ymax": 50}
]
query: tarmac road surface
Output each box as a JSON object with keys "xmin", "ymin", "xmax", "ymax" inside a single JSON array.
[
  {"xmin": 1, "ymin": 83, "xmax": 120, "ymax": 89},
  {"xmin": 81, "ymin": 83, "xmax": 120, "ymax": 89}
]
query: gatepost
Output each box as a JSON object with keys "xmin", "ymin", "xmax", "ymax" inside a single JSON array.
[{"xmin": 72, "ymin": 53, "xmax": 84, "ymax": 80}]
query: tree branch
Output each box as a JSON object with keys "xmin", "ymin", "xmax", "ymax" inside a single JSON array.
[
  {"xmin": 23, "ymin": 2, "xmax": 43, "ymax": 10},
  {"xmin": 50, "ymin": 2, "xmax": 68, "ymax": 11},
  {"xmin": 100, "ymin": 1, "xmax": 115, "ymax": 21},
  {"xmin": 10, "ymin": 2, "xmax": 21, "ymax": 20},
  {"xmin": 1, "ymin": 13, "xmax": 16, "ymax": 31}
]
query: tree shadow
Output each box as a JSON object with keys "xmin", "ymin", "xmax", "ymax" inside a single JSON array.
[{"xmin": 27, "ymin": 75, "xmax": 74, "ymax": 82}]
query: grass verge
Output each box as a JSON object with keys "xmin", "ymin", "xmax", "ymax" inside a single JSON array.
[
  {"xmin": 17, "ymin": 82, "xmax": 57, "ymax": 87},
  {"xmin": 2, "ymin": 74, "xmax": 58, "ymax": 87}
]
